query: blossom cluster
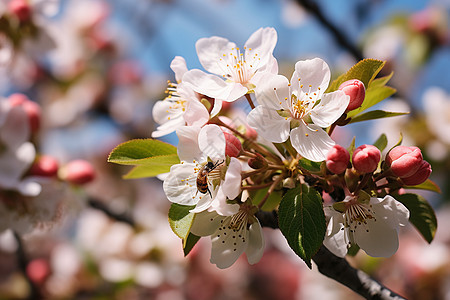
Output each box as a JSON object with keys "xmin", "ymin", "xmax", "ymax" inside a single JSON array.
[{"xmin": 113, "ymin": 27, "xmax": 436, "ymax": 269}]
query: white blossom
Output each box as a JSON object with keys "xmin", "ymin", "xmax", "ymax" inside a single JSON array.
[
  {"xmin": 323, "ymin": 195, "xmax": 410, "ymax": 258},
  {"xmin": 247, "ymin": 58, "xmax": 349, "ymax": 161}
]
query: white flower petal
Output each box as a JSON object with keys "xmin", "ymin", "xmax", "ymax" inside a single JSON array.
[
  {"xmin": 183, "ymin": 69, "xmax": 247, "ymax": 101},
  {"xmin": 152, "ymin": 99, "xmax": 184, "ymax": 126},
  {"xmin": 354, "ymin": 218, "xmax": 399, "ymax": 257},
  {"xmin": 290, "ymin": 123, "xmax": 335, "ymax": 162},
  {"xmin": 210, "ymin": 99, "xmax": 222, "ymax": 118},
  {"xmin": 196, "ymin": 36, "xmax": 236, "ymax": 75},
  {"xmin": 374, "ymin": 196, "xmax": 410, "ymax": 228},
  {"xmin": 291, "ymin": 58, "xmax": 330, "ymax": 99},
  {"xmin": 1, "ymin": 105, "xmax": 30, "ymax": 149},
  {"xmin": 247, "ymin": 106, "xmax": 290, "ymax": 143},
  {"xmin": 176, "ymin": 126, "xmax": 202, "ymax": 162},
  {"xmin": 254, "ymin": 73, "xmax": 290, "ymax": 110},
  {"xmin": 222, "ymin": 157, "xmax": 241, "ymax": 200},
  {"xmin": 190, "ymin": 211, "xmax": 224, "ymax": 237},
  {"xmin": 323, "ymin": 226, "xmax": 347, "ymax": 258},
  {"xmin": 170, "ymin": 56, "xmax": 188, "ymax": 83},
  {"xmin": 310, "ymin": 90, "xmax": 349, "ymax": 128},
  {"xmin": 245, "ymin": 220, "xmax": 265, "ymax": 265},
  {"xmin": 151, "ymin": 117, "xmax": 186, "ymax": 138},
  {"xmin": 163, "ymin": 163, "xmax": 199, "ymax": 206},
  {"xmin": 17, "ymin": 178, "xmax": 42, "ymax": 197},
  {"xmin": 210, "ymin": 217, "xmax": 248, "ymax": 269},
  {"xmin": 198, "ymin": 125, "xmax": 225, "ymax": 161},
  {"xmin": 244, "ymin": 27, "xmax": 277, "ymax": 71},
  {"xmin": 184, "ymin": 99, "xmax": 209, "ymax": 127}
]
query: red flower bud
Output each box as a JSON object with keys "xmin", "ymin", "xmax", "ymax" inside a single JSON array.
[
  {"xmin": 326, "ymin": 145, "xmax": 350, "ymax": 174},
  {"xmin": 9, "ymin": 93, "xmax": 41, "ymax": 133},
  {"xmin": 29, "ymin": 155, "xmax": 59, "ymax": 177},
  {"xmin": 59, "ymin": 160, "xmax": 96, "ymax": 185},
  {"xmin": 339, "ymin": 79, "xmax": 366, "ymax": 112},
  {"xmin": 8, "ymin": 0, "xmax": 31, "ymax": 22},
  {"xmin": 352, "ymin": 144, "xmax": 381, "ymax": 173},
  {"xmin": 401, "ymin": 160, "xmax": 432, "ymax": 186},
  {"xmin": 26, "ymin": 259, "xmax": 50, "ymax": 285},
  {"xmin": 223, "ymin": 132, "xmax": 242, "ymax": 158},
  {"xmin": 386, "ymin": 146, "xmax": 423, "ymax": 178}
]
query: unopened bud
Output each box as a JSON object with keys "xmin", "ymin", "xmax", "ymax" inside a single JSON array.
[
  {"xmin": 386, "ymin": 146, "xmax": 423, "ymax": 178},
  {"xmin": 339, "ymin": 79, "xmax": 365, "ymax": 112},
  {"xmin": 223, "ymin": 132, "xmax": 242, "ymax": 158},
  {"xmin": 401, "ymin": 160, "xmax": 432, "ymax": 186},
  {"xmin": 326, "ymin": 145, "xmax": 350, "ymax": 174},
  {"xmin": 29, "ymin": 155, "xmax": 59, "ymax": 177},
  {"xmin": 59, "ymin": 160, "xmax": 96, "ymax": 185},
  {"xmin": 9, "ymin": 93, "xmax": 41, "ymax": 133},
  {"xmin": 352, "ymin": 144, "xmax": 381, "ymax": 173},
  {"xmin": 26, "ymin": 259, "xmax": 50, "ymax": 285},
  {"xmin": 8, "ymin": 0, "xmax": 31, "ymax": 22},
  {"xmin": 245, "ymin": 124, "xmax": 258, "ymax": 140},
  {"xmin": 248, "ymin": 153, "xmax": 267, "ymax": 169}
]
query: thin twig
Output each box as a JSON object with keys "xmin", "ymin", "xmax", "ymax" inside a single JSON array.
[
  {"xmin": 13, "ymin": 232, "xmax": 41, "ymax": 300},
  {"xmin": 87, "ymin": 198, "xmax": 135, "ymax": 227}
]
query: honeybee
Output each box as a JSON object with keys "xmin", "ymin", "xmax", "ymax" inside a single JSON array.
[{"xmin": 196, "ymin": 160, "xmax": 223, "ymax": 197}]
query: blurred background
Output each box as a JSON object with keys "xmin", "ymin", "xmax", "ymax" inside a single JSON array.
[{"xmin": 0, "ymin": 0, "xmax": 449, "ymax": 299}]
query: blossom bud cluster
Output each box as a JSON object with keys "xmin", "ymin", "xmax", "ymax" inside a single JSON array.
[{"xmin": 386, "ymin": 146, "xmax": 432, "ymax": 185}]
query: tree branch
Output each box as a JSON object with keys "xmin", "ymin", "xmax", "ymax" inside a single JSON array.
[
  {"xmin": 87, "ymin": 198, "xmax": 135, "ymax": 227},
  {"xmin": 13, "ymin": 232, "xmax": 41, "ymax": 300},
  {"xmin": 256, "ymin": 210, "xmax": 406, "ymax": 300}
]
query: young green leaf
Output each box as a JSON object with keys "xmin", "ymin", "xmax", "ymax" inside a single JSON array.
[
  {"xmin": 298, "ymin": 158, "xmax": 323, "ymax": 173},
  {"xmin": 373, "ymin": 134, "xmax": 388, "ymax": 152},
  {"xmin": 349, "ymin": 110, "xmax": 408, "ymax": 124},
  {"xmin": 395, "ymin": 193, "xmax": 437, "ymax": 243},
  {"xmin": 327, "ymin": 59, "xmax": 385, "ymax": 93},
  {"xmin": 404, "ymin": 179, "xmax": 441, "ymax": 194},
  {"xmin": 168, "ymin": 203, "xmax": 196, "ymax": 244},
  {"xmin": 108, "ymin": 139, "xmax": 179, "ymax": 165},
  {"xmin": 278, "ymin": 185, "xmax": 326, "ymax": 268}
]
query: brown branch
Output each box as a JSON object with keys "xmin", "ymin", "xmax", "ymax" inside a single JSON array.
[{"xmin": 256, "ymin": 210, "xmax": 406, "ymax": 300}]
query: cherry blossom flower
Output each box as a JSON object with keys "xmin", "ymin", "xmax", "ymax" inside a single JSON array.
[
  {"xmin": 247, "ymin": 58, "xmax": 349, "ymax": 161},
  {"xmin": 182, "ymin": 27, "xmax": 278, "ymax": 102},
  {"xmin": 151, "ymin": 56, "xmax": 221, "ymax": 138},
  {"xmin": 323, "ymin": 195, "xmax": 409, "ymax": 258},
  {"xmin": 0, "ymin": 98, "xmax": 40, "ymax": 196},
  {"xmin": 190, "ymin": 191, "xmax": 264, "ymax": 269},
  {"xmin": 163, "ymin": 124, "xmax": 241, "ymax": 213}
]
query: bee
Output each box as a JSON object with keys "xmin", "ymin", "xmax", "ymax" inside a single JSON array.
[{"xmin": 196, "ymin": 160, "xmax": 223, "ymax": 198}]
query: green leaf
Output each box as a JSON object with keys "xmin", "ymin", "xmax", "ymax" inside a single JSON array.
[
  {"xmin": 108, "ymin": 139, "xmax": 179, "ymax": 165},
  {"xmin": 183, "ymin": 233, "xmax": 201, "ymax": 256},
  {"xmin": 168, "ymin": 204, "xmax": 196, "ymax": 243},
  {"xmin": 278, "ymin": 185, "xmax": 326, "ymax": 268},
  {"xmin": 123, "ymin": 165, "xmax": 169, "ymax": 179},
  {"xmin": 327, "ymin": 59, "xmax": 385, "ymax": 93},
  {"xmin": 347, "ymin": 136, "xmax": 356, "ymax": 162},
  {"xmin": 405, "ymin": 179, "xmax": 441, "ymax": 194},
  {"xmin": 395, "ymin": 193, "xmax": 437, "ymax": 243},
  {"xmin": 347, "ymin": 85, "xmax": 397, "ymax": 118},
  {"xmin": 347, "ymin": 244, "xmax": 360, "ymax": 257},
  {"xmin": 349, "ymin": 110, "xmax": 408, "ymax": 124},
  {"xmin": 298, "ymin": 158, "xmax": 323, "ymax": 173},
  {"xmin": 252, "ymin": 187, "xmax": 283, "ymax": 212},
  {"xmin": 373, "ymin": 134, "xmax": 388, "ymax": 152},
  {"xmin": 369, "ymin": 72, "xmax": 394, "ymax": 88}
]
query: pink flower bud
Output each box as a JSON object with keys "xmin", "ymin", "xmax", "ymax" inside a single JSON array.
[
  {"xmin": 326, "ymin": 145, "xmax": 350, "ymax": 174},
  {"xmin": 26, "ymin": 259, "xmax": 50, "ymax": 285},
  {"xmin": 29, "ymin": 155, "xmax": 59, "ymax": 177},
  {"xmin": 352, "ymin": 144, "xmax": 381, "ymax": 173},
  {"xmin": 8, "ymin": 0, "xmax": 31, "ymax": 22},
  {"xmin": 223, "ymin": 132, "xmax": 242, "ymax": 158},
  {"xmin": 386, "ymin": 146, "xmax": 423, "ymax": 178},
  {"xmin": 339, "ymin": 79, "xmax": 366, "ymax": 112},
  {"xmin": 59, "ymin": 160, "xmax": 96, "ymax": 185},
  {"xmin": 9, "ymin": 93, "xmax": 41, "ymax": 133},
  {"xmin": 401, "ymin": 160, "xmax": 432, "ymax": 186},
  {"xmin": 245, "ymin": 124, "xmax": 258, "ymax": 140}
]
